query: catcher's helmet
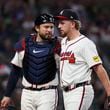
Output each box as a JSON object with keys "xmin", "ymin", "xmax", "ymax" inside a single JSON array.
[{"xmin": 35, "ymin": 13, "xmax": 55, "ymax": 25}]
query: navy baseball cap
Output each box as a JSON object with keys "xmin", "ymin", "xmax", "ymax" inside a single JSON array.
[
  {"xmin": 55, "ymin": 9, "xmax": 79, "ymax": 20},
  {"xmin": 35, "ymin": 13, "xmax": 55, "ymax": 25}
]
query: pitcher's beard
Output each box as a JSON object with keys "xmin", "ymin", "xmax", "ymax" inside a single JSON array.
[{"xmin": 60, "ymin": 33, "xmax": 67, "ymax": 38}]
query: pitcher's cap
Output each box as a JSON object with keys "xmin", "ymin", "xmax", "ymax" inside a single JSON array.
[{"xmin": 55, "ymin": 9, "xmax": 79, "ymax": 20}]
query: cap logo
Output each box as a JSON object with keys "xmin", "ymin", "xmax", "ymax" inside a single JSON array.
[{"xmin": 60, "ymin": 10, "xmax": 64, "ymax": 15}]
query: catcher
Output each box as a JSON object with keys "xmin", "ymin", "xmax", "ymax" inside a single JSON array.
[{"xmin": 0, "ymin": 13, "xmax": 60, "ymax": 110}]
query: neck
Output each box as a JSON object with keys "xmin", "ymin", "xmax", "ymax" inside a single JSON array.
[
  {"xmin": 67, "ymin": 30, "xmax": 81, "ymax": 41},
  {"xmin": 36, "ymin": 34, "xmax": 43, "ymax": 42}
]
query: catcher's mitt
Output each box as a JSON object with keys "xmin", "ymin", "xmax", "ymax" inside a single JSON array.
[{"xmin": 104, "ymin": 96, "xmax": 110, "ymax": 110}]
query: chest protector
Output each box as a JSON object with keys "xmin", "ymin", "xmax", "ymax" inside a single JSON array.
[{"xmin": 22, "ymin": 36, "xmax": 57, "ymax": 84}]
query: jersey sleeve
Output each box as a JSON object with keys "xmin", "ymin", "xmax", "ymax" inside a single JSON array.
[
  {"xmin": 11, "ymin": 51, "xmax": 24, "ymax": 68},
  {"xmin": 81, "ymin": 40, "xmax": 102, "ymax": 68},
  {"xmin": 14, "ymin": 38, "xmax": 25, "ymax": 52},
  {"xmin": 11, "ymin": 38, "xmax": 25, "ymax": 67}
]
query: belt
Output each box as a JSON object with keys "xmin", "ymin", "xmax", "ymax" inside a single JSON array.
[
  {"xmin": 23, "ymin": 85, "xmax": 57, "ymax": 91},
  {"xmin": 62, "ymin": 81, "xmax": 91, "ymax": 92}
]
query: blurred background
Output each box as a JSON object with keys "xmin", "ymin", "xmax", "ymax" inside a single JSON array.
[{"xmin": 0, "ymin": 0, "xmax": 110, "ymax": 110}]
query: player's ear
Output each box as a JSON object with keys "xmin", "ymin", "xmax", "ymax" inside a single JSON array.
[
  {"xmin": 35, "ymin": 26, "xmax": 39, "ymax": 32},
  {"xmin": 71, "ymin": 21, "xmax": 75, "ymax": 28}
]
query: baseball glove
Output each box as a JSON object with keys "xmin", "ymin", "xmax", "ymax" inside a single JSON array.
[{"xmin": 104, "ymin": 96, "xmax": 110, "ymax": 110}]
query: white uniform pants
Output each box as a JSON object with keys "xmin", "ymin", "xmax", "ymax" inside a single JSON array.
[
  {"xmin": 21, "ymin": 89, "xmax": 58, "ymax": 110},
  {"xmin": 63, "ymin": 85, "xmax": 94, "ymax": 110}
]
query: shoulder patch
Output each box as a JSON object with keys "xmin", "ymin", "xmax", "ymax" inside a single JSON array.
[{"xmin": 93, "ymin": 56, "xmax": 100, "ymax": 62}]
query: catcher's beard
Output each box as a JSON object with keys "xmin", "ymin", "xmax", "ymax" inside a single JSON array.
[{"xmin": 39, "ymin": 33, "xmax": 52, "ymax": 40}]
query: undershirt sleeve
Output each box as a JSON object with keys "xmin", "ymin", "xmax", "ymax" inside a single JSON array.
[{"xmin": 4, "ymin": 64, "xmax": 22, "ymax": 97}]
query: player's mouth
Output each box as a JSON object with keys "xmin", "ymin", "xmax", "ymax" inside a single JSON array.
[
  {"xmin": 59, "ymin": 29, "xmax": 62, "ymax": 32},
  {"xmin": 59, "ymin": 30, "xmax": 64, "ymax": 34}
]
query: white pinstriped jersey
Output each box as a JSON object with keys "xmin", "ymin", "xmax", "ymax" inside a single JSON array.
[
  {"xmin": 60, "ymin": 35, "xmax": 102, "ymax": 86},
  {"xmin": 11, "ymin": 51, "xmax": 58, "ymax": 87}
]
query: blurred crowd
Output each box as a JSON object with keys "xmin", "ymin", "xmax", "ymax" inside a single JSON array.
[{"xmin": 0, "ymin": 0, "xmax": 110, "ymax": 110}]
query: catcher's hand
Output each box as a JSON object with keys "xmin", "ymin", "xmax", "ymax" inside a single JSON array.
[{"xmin": 104, "ymin": 96, "xmax": 110, "ymax": 110}]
